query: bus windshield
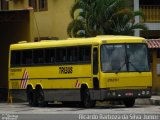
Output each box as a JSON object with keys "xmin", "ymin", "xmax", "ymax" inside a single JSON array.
[{"xmin": 101, "ymin": 44, "xmax": 150, "ymax": 73}]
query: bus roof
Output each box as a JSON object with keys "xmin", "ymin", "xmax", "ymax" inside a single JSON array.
[{"xmin": 10, "ymin": 35, "xmax": 145, "ymax": 50}]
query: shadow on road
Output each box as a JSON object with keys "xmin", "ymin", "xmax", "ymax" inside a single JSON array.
[{"xmin": 22, "ymin": 102, "xmax": 144, "ymax": 110}]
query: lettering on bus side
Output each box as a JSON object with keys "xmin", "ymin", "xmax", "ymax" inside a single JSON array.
[
  {"xmin": 10, "ymin": 68, "xmax": 22, "ymax": 72},
  {"xmin": 10, "ymin": 68, "xmax": 22, "ymax": 76},
  {"xmin": 59, "ymin": 67, "xmax": 73, "ymax": 74},
  {"xmin": 107, "ymin": 78, "xmax": 119, "ymax": 82}
]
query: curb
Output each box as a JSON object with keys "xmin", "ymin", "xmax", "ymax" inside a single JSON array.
[
  {"xmin": 135, "ymin": 98, "xmax": 152, "ymax": 105},
  {"xmin": 150, "ymin": 98, "xmax": 160, "ymax": 105},
  {"xmin": 135, "ymin": 96, "xmax": 160, "ymax": 105}
]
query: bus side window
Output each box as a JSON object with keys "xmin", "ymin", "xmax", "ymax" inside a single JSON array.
[
  {"xmin": 45, "ymin": 48, "xmax": 55, "ymax": 64},
  {"xmin": 26, "ymin": 59, "xmax": 32, "ymax": 64},
  {"xmin": 50, "ymin": 57, "xmax": 55, "ymax": 63},
  {"xmin": 85, "ymin": 46, "xmax": 91, "ymax": 62},
  {"xmin": 11, "ymin": 51, "xmax": 21, "ymax": 66},
  {"xmin": 67, "ymin": 47, "xmax": 77, "ymax": 63},
  {"xmin": 79, "ymin": 47, "xmax": 84, "ymax": 62},
  {"xmin": 33, "ymin": 49, "xmax": 44, "ymax": 64},
  {"xmin": 50, "ymin": 49, "xmax": 55, "ymax": 63},
  {"xmin": 22, "ymin": 50, "xmax": 33, "ymax": 65},
  {"xmin": 56, "ymin": 48, "xmax": 67, "ymax": 63},
  {"xmin": 79, "ymin": 46, "xmax": 91, "ymax": 63}
]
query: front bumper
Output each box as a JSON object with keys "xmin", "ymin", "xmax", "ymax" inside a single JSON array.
[{"xmin": 100, "ymin": 88, "xmax": 152, "ymax": 100}]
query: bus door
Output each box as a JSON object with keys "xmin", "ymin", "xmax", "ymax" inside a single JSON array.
[{"xmin": 92, "ymin": 46, "xmax": 100, "ymax": 99}]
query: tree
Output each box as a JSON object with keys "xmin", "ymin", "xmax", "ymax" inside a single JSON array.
[{"xmin": 67, "ymin": 0, "xmax": 147, "ymax": 38}]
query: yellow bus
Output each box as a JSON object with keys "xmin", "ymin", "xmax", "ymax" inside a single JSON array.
[{"xmin": 9, "ymin": 36, "xmax": 152, "ymax": 108}]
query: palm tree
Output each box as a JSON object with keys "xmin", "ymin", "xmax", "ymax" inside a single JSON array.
[{"xmin": 67, "ymin": 0, "xmax": 147, "ymax": 37}]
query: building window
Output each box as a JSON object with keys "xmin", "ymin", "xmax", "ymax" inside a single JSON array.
[
  {"xmin": 140, "ymin": 0, "xmax": 160, "ymax": 5},
  {"xmin": 157, "ymin": 49, "xmax": 160, "ymax": 58},
  {"xmin": 28, "ymin": 0, "xmax": 48, "ymax": 12},
  {"xmin": 140, "ymin": 0, "xmax": 160, "ymax": 23},
  {"xmin": 39, "ymin": 0, "xmax": 48, "ymax": 11},
  {"xmin": 0, "ymin": 0, "xmax": 9, "ymax": 10},
  {"xmin": 29, "ymin": 0, "xmax": 37, "ymax": 11}
]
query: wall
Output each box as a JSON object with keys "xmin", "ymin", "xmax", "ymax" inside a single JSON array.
[
  {"xmin": 9, "ymin": 0, "xmax": 74, "ymax": 40},
  {"xmin": 0, "ymin": 10, "xmax": 33, "ymax": 100},
  {"xmin": 9, "ymin": 0, "xmax": 28, "ymax": 10},
  {"xmin": 152, "ymin": 49, "xmax": 160, "ymax": 93}
]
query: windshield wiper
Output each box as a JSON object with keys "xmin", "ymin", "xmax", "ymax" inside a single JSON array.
[
  {"xmin": 115, "ymin": 61, "xmax": 126, "ymax": 74},
  {"xmin": 115, "ymin": 53, "xmax": 128, "ymax": 74},
  {"xmin": 116, "ymin": 61, "xmax": 141, "ymax": 73},
  {"xmin": 115, "ymin": 54, "xmax": 142, "ymax": 73},
  {"xmin": 127, "ymin": 53, "xmax": 141, "ymax": 73},
  {"xmin": 128, "ymin": 61, "xmax": 141, "ymax": 73}
]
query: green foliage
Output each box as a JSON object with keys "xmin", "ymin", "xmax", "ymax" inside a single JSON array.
[{"xmin": 67, "ymin": 0, "xmax": 147, "ymax": 38}]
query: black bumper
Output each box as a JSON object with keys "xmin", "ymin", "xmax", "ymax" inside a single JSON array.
[{"xmin": 100, "ymin": 88, "xmax": 152, "ymax": 100}]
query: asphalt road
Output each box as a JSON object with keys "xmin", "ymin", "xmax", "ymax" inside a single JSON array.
[{"xmin": 0, "ymin": 102, "xmax": 160, "ymax": 120}]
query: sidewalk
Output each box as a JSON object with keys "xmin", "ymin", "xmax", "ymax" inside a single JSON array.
[
  {"xmin": 135, "ymin": 96, "xmax": 160, "ymax": 105},
  {"xmin": 150, "ymin": 95, "xmax": 160, "ymax": 105}
]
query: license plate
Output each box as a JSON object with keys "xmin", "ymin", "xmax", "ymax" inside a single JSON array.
[{"xmin": 125, "ymin": 92, "xmax": 133, "ymax": 96}]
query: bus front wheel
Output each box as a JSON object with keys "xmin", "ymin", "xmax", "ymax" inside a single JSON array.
[
  {"xmin": 123, "ymin": 98, "xmax": 135, "ymax": 107},
  {"xmin": 81, "ymin": 88, "xmax": 96, "ymax": 108}
]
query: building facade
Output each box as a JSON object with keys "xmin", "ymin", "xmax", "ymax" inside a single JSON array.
[
  {"xmin": 133, "ymin": 0, "xmax": 160, "ymax": 38},
  {"xmin": 1, "ymin": 0, "xmax": 159, "ymax": 39},
  {"xmin": 0, "ymin": 0, "xmax": 74, "ymax": 40},
  {"xmin": 133, "ymin": 0, "xmax": 160, "ymax": 93},
  {"xmin": 147, "ymin": 40, "xmax": 160, "ymax": 93}
]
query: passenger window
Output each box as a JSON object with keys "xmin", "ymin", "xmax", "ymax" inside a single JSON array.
[
  {"xmin": 67, "ymin": 47, "xmax": 77, "ymax": 63},
  {"xmin": 56, "ymin": 48, "xmax": 66, "ymax": 63},
  {"xmin": 22, "ymin": 50, "xmax": 33, "ymax": 65},
  {"xmin": 45, "ymin": 48, "xmax": 55, "ymax": 64},
  {"xmin": 11, "ymin": 51, "xmax": 21, "ymax": 66},
  {"xmin": 79, "ymin": 46, "xmax": 91, "ymax": 63},
  {"xmin": 33, "ymin": 49, "xmax": 44, "ymax": 64}
]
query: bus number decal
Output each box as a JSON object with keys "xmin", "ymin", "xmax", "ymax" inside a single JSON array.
[
  {"xmin": 107, "ymin": 78, "xmax": 119, "ymax": 82},
  {"xmin": 59, "ymin": 67, "xmax": 73, "ymax": 74}
]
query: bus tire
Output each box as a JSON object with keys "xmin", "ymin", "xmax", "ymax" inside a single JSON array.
[
  {"xmin": 36, "ymin": 88, "xmax": 47, "ymax": 107},
  {"xmin": 31, "ymin": 90, "xmax": 38, "ymax": 107},
  {"xmin": 81, "ymin": 87, "xmax": 96, "ymax": 108},
  {"xmin": 123, "ymin": 98, "xmax": 135, "ymax": 107},
  {"xmin": 26, "ymin": 86, "xmax": 34, "ymax": 106}
]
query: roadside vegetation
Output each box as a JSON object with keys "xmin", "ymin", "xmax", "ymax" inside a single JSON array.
[{"xmin": 67, "ymin": 0, "xmax": 147, "ymax": 37}]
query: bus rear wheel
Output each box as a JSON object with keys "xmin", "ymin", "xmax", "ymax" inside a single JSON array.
[
  {"xmin": 36, "ymin": 89, "xmax": 47, "ymax": 107},
  {"xmin": 81, "ymin": 88, "xmax": 96, "ymax": 108},
  {"xmin": 123, "ymin": 98, "xmax": 135, "ymax": 107},
  {"xmin": 26, "ymin": 87, "xmax": 34, "ymax": 106}
]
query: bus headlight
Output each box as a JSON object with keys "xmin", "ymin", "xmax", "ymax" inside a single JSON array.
[
  {"xmin": 142, "ymin": 91, "xmax": 145, "ymax": 95},
  {"xmin": 146, "ymin": 91, "xmax": 150, "ymax": 95},
  {"xmin": 118, "ymin": 94, "xmax": 121, "ymax": 97},
  {"xmin": 112, "ymin": 92, "xmax": 116, "ymax": 96}
]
